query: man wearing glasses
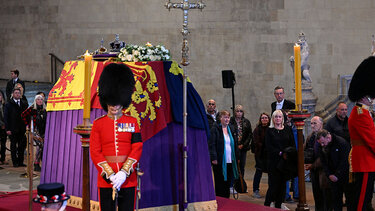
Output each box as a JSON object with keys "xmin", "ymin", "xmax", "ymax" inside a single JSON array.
[{"xmin": 271, "ymin": 86, "xmax": 295, "ymax": 115}]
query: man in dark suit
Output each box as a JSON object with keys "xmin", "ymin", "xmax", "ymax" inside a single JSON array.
[
  {"xmin": 271, "ymin": 86, "xmax": 295, "ymax": 115},
  {"xmin": 4, "ymin": 88, "xmax": 28, "ymax": 167},
  {"xmin": 6, "ymin": 69, "xmax": 25, "ymax": 101}
]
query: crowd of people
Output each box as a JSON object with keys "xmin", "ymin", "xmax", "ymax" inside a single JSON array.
[
  {"xmin": 207, "ymin": 56, "xmax": 375, "ymax": 211},
  {"xmin": 207, "ymin": 86, "xmax": 301, "ymax": 209},
  {"xmin": 0, "ymin": 69, "xmax": 47, "ymax": 172}
]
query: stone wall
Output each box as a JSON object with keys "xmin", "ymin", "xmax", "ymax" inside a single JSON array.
[{"xmin": 1, "ymin": 0, "xmax": 374, "ymax": 124}]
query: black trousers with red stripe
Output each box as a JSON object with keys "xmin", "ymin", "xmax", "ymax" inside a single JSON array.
[
  {"xmin": 99, "ymin": 187, "xmax": 136, "ymax": 211},
  {"xmin": 349, "ymin": 172, "xmax": 375, "ymax": 211}
]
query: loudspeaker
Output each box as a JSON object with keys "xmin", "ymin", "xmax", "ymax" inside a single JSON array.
[{"xmin": 222, "ymin": 70, "xmax": 235, "ymax": 88}]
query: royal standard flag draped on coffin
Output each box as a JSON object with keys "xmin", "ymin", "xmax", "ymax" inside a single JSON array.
[
  {"xmin": 47, "ymin": 60, "xmax": 172, "ymax": 142},
  {"xmin": 47, "ymin": 60, "xmax": 95, "ymax": 111}
]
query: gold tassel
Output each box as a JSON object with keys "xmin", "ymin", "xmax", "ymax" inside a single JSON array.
[{"xmin": 349, "ymin": 172, "xmax": 354, "ymax": 183}]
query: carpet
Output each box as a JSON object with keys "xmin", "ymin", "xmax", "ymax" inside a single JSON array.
[
  {"xmin": 216, "ymin": 196, "xmax": 280, "ymax": 211},
  {"xmin": 0, "ymin": 190, "xmax": 279, "ymax": 211},
  {"xmin": 0, "ymin": 190, "xmax": 80, "ymax": 211}
]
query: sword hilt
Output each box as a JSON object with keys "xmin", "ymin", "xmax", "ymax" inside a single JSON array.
[{"xmin": 112, "ymin": 187, "xmax": 118, "ymax": 201}]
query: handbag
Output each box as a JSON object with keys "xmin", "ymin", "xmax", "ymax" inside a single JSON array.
[
  {"xmin": 233, "ymin": 168, "xmax": 247, "ymax": 194},
  {"xmin": 277, "ymin": 147, "xmax": 298, "ymax": 180}
]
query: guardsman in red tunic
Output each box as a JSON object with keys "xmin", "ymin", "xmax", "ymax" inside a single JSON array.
[
  {"xmin": 348, "ymin": 56, "xmax": 375, "ymax": 211},
  {"xmin": 90, "ymin": 63, "xmax": 142, "ymax": 211}
]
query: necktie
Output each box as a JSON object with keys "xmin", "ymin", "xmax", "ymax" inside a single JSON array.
[{"xmin": 17, "ymin": 100, "xmax": 20, "ymax": 106}]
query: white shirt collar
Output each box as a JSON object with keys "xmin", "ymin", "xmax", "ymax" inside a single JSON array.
[
  {"xmin": 276, "ymin": 99, "xmax": 284, "ymax": 109},
  {"xmin": 277, "ymin": 99, "xmax": 285, "ymax": 104}
]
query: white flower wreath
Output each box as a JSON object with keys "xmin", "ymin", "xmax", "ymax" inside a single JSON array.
[{"xmin": 118, "ymin": 42, "xmax": 171, "ymax": 62}]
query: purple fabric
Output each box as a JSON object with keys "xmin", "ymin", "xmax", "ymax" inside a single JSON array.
[
  {"xmin": 93, "ymin": 54, "xmax": 117, "ymax": 58},
  {"xmin": 40, "ymin": 109, "xmax": 104, "ymax": 201},
  {"xmin": 40, "ymin": 108, "xmax": 215, "ymax": 208},
  {"xmin": 139, "ymin": 122, "xmax": 215, "ymax": 208}
]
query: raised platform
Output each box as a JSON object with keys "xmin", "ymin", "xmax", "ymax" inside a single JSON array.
[{"xmin": 0, "ymin": 190, "xmax": 279, "ymax": 211}]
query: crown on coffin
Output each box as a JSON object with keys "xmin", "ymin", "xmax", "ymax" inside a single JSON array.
[{"xmin": 109, "ymin": 34, "xmax": 126, "ymax": 53}]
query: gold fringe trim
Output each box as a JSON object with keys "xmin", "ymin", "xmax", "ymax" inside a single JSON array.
[
  {"xmin": 67, "ymin": 196, "xmax": 217, "ymax": 211},
  {"xmin": 348, "ymin": 149, "xmax": 354, "ymax": 183},
  {"xmin": 67, "ymin": 195, "xmax": 100, "ymax": 211}
]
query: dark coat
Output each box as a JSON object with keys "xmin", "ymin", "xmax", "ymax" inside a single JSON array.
[
  {"xmin": 253, "ymin": 125, "xmax": 267, "ymax": 156},
  {"xmin": 277, "ymin": 146, "xmax": 298, "ymax": 180},
  {"xmin": 0, "ymin": 104, "xmax": 5, "ymax": 137},
  {"xmin": 265, "ymin": 126, "xmax": 296, "ymax": 172},
  {"xmin": 207, "ymin": 112, "xmax": 219, "ymax": 129},
  {"xmin": 0, "ymin": 104, "xmax": 5, "ymax": 129},
  {"xmin": 6, "ymin": 79, "xmax": 25, "ymax": 101},
  {"xmin": 324, "ymin": 115, "xmax": 350, "ymax": 143},
  {"xmin": 271, "ymin": 99, "xmax": 295, "ymax": 114},
  {"xmin": 209, "ymin": 123, "xmax": 239, "ymax": 166},
  {"xmin": 229, "ymin": 117, "xmax": 252, "ymax": 151},
  {"xmin": 20, "ymin": 95, "xmax": 28, "ymax": 107},
  {"xmin": 4, "ymin": 98, "xmax": 28, "ymax": 133},
  {"xmin": 304, "ymin": 132, "xmax": 320, "ymax": 164},
  {"xmin": 318, "ymin": 134, "xmax": 350, "ymax": 183}
]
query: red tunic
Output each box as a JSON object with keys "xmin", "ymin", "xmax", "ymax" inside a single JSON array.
[
  {"xmin": 90, "ymin": 114, "xmax": 142, "ymax": 188},
  {"xmin": 348, "ymin": 104, "xmax": 375, "ymax": 172}
]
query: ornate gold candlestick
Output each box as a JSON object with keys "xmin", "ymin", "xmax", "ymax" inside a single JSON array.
[
  {"xmin": 288, "ymin": 110, "xmax": 310, "ymax": 211},
  {"xmin": 290, "ymin": 42, "xmax": 310, "ymax": 211}
]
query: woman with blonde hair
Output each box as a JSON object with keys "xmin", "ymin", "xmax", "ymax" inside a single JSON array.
[
  {"xmin": 209, "ymin": 110, "xmax": 239, "ymax": 198},
  {"xmin": 264, "ymin": 109, "xmax": 296, "ymax": 208},
  {"xmin": 229, "ymin": 105, "xmax": 252, "ymax": 178},
  {"xmin": 21, "ymin": 94, "xmax": 47, "ymax": 171}
]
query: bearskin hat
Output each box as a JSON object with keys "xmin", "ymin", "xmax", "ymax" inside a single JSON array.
[
  {"xmin": 348, "ymin": 56, "xmax": 375, "ymax": 102},
  {"xmin": 98, "ymin": 63, "xmax": 135, "ymax": 112}
]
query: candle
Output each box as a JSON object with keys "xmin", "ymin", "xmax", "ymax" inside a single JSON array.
[
  {"xmin": 83, "ymin": 50, "xmax": 92, "ymax": 119},
  {"xmin": 294, "ymin": 44, "xmax": 302, "ymax": 110}
]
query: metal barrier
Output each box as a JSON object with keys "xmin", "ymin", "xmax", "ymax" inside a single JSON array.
[{"xmin": 49, "ymin": 53, "xmax": 65, "ymax": 84}]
